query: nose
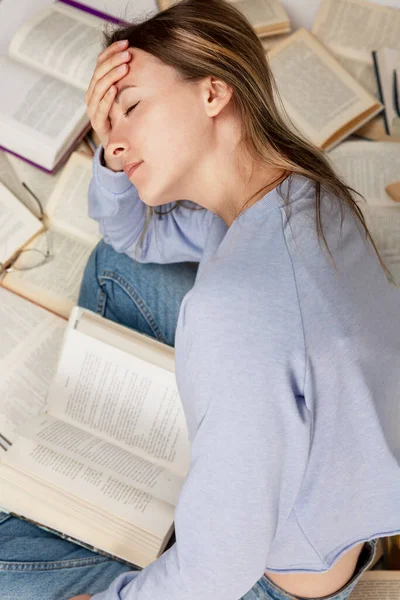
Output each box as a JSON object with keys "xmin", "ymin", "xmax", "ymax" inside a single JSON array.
[{"xmin": 105, "ymin": 126, "xmax": 130, "ymax": 159}]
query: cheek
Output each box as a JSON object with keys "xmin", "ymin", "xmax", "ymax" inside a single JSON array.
[{"xmin": 149, "ymin": 99, "xmax": 207, "ymax": 165}]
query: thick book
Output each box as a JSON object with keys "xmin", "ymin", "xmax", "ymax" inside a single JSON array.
[
  {"xmin": 328, "ymin": 140, "xmax": 400, "ymax": 285},
  {"xmin": 0, "ymin": 150, "xmax": 101, "ymax": 320},
  {"xmin": 0, "ymin": 306, "xmax": 190, "ymax": 568},
  {"xmin": 0, "ymin": 0, "xmax": 157, "ymax": 174},
  {"xmin": 372, "ymin": 48, "xmax": 400, "ymax": 137},
  {"xmin": 157, "ymin": 0, "xmax": 291, "ymax": 38},
  {"xmin": 266, "ymin": 28, "xmax": 383, "ymax": 151}
]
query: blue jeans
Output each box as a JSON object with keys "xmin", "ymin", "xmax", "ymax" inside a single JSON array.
[{"xmin": 0, "ymin": 240, "xmax": 378, "ymax": 600}]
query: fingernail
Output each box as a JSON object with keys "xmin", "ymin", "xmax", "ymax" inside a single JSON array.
[{"xmin": 118, "ymin": 40, "xmax": 128, "ymax": 46}]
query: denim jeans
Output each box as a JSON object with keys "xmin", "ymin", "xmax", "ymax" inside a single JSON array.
[{"xmin": 0, "ymin": 240, "xmax": 379, "ymax": 600}]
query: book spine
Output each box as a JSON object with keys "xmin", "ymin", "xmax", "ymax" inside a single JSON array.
[
  {"xmin": 394, "ymin": 70, "xmax": 400, "ymax": 118},
  {"xmin": 372, "ymin": 50, "xmax": 390, "ymax": 135},
  {"xmin": 57, "ymin": 0, "xmax": 130, "ymax": 25},
  {"xmin": 0, "ymin": 433, "xmax": 11, "ymax": 451}
]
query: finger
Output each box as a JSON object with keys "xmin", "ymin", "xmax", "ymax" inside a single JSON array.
[
  {"xmin": 85, "ymin": 46, "xmax": 130, "ymax": 106},
  {"xmin": 90, "ymin": 85, "xmax": 116, "ymax": 137},
  {"xmin": 85, "ymin": 40, "xmax": 129, "ymax": 105},
  {"xmin": 86, "ymin": 62, "xmax": 129, "ymax": 122}
]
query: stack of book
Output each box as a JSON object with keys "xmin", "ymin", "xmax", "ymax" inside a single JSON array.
[{"xmin": 0, "ymin": 0, "xmax": 399, "ymax": 589}]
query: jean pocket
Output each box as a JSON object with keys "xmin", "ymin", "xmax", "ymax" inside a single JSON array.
[{"xmin": 0, "ymin": 513, "xmax": 111, "ymax": 572}]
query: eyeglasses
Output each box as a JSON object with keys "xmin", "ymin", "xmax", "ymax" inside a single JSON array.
[{"xmin": 0, "ymin": 183, "xmax": 53, "ymax": 275}]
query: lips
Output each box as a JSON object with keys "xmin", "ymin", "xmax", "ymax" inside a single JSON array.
[{"xmin": 123, "ymin": 161, "xmax": 143, "ymax": 177}]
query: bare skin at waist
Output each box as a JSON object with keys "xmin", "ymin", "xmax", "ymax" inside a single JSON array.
[{"xmin": 264, "ymin": 541, "xmax": 365, "ymax": 598}]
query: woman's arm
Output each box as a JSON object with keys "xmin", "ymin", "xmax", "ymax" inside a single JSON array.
[
  {"xmin": 89, "ymin": 145, "xmax": 213, "ymax": 264},
  {"xmin": 87, "ymin": 255, "xmax": 310, "ymax": 600}
]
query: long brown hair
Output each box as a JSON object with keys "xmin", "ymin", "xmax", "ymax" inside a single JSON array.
[{"xmin": 103, "ymin": 0, "xmax": 391, "ymax": 279}]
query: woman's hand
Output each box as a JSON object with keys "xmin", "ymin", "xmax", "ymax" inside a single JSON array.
[{"xmin": 85, "ymin": 39, "xmax": 131, "ymax": 172}]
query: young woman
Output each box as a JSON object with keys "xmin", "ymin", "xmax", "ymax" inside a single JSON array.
[{"xmin": 2, "ymin": 1, "xmax": 400, "ymax": 599}]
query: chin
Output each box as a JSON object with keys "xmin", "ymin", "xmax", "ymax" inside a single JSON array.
[{"xmin": 140, "ymin": 186, "xmax": 180, "ymax": 209}]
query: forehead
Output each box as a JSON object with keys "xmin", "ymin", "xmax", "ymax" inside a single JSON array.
[{"xmin": 114, "ymin": 47, "xmax": 178, "ymax": 92}]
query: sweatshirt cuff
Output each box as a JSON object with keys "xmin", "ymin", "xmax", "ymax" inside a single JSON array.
[{"xmin": 94, "ymin": 145, "xmax": 133, "ymax": 194}]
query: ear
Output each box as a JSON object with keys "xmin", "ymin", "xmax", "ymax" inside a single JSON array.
[{"xmin": 200, "ymin": 76, "xmax": 233, "ymax": 117}]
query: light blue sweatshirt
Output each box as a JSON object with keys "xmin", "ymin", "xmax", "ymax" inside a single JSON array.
[{"xmin": 90, "ymin": 146, "xmax": 400, "ymax": 600}]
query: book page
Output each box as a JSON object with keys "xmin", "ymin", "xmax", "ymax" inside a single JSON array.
[
  {"xmin": 1, "ymin": 430, "xmax": 174, "ymax": 538},
  {"xmin": 157, "ymin": 0, "xmax": 289, "ymax": 32},
  {"xmin": 329, "ymin": 141, "xmax": 400, "ymax": 285},
  {"xmin": 261, "ymin": 32, "xmax": 292, "ymax": 52},
  {"xmin": 2, "ymin": 230, "xmax": 95, "ymax": 319},
  {"xmin": 6, "ymin": 153, "xmax": 64, "ymax": 213},
  {"xmin": 335, "ymin": 54, "xmax": 378, "ymax": 97},
  {"xmin": 0, "ymin": 473, "xmax": 164, "ymax": 567},
  {"xmin": 0, "ymin": 181, "xmax": 43, "ymax": 267},
  {"xmin": 8, "ymin": 4, "xmax": 105, "ymax": 92},
  {"xmin": 362, "ymin": 207, "xmax": 400, "ymax": 286},
  {"xmin": 374, "ymin": 49, "xmax": 400, "ymax": 136},
  {"xmin": 0, "ymin": 57, "xmax": 88, "ymax": 171},
  {"xmin": 328, "ymin": 141, "xmax": 400, "ymax": 207},
  {"xmin": 16, "ymin": 414, "xmax": 183, "ymax": 506},
  {"xmin": 46, "ymin": 152, "xmax": 101, "ymax": 244},
  {"xmin": 72, "ymin": 307, "xmax": 175, "ymax": 374},
  {"xmin": 268, "ymin": 29, "xmax": 381, "ymax": 148},
  {"xmin": 0, "ymin": 151, "xmax": 35, "ymax": 210},
  {"xmin": 228, "ymin": 0, "xmax": 289, "ymax": 26},
  {"xmin": 0, "ymin": 288, "xmax": 65, "ymax": 446},
  {"xmin": 312, "ymin": 0, "xmax": 400, "ymax": 65},
  {"xmin": 348, "ymin": 570, "xmax": 400, "ymax": 599},
  {"xmin": 47, "ymin": 328, "xmax": 190, "ymax": 477}
]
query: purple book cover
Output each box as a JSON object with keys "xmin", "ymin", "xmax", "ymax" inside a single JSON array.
[
  {"xmin": 57, "ymin": 0, "xmax": 131, "ymax": 25},
  {"xmin": 0, "ymin": 122, "xmax": 92, "ymax": 175}
]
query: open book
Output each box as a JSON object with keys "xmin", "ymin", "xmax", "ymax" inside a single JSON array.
[
  {"xmin": 0, "ymin": 151, "xmax": 100, "ymax": 320},
  {"xmin": 348, "ymin": 570, "xmax": 400, "ymax": 599},
  {"xmin": 157, "ymin": 0, "xmax": 291, "ymax": 37},
  {"xmin": 312, "ymin": 0, "xmax": 400, "ymax": 98},
  {"xmin": 328, "ymin": 140, "xmax": 400, "ymax": 285},
  {"xmin": 267, "ymin": 28, "xmax": 383, "ymax": 150},
  {"xmin": 0, "ymin": 1, "xmax": 133, "ymax": 173},
  {"xmin": 0, "ymin": 287, "xmax": 66, "ymax": 453},
  {"xmin": 373, "ymin": 49, "xmax": 400, "ymax": 137},
  {"xmin": 0, "ymin": 306, "xmax": 190, "ymax": 568}
]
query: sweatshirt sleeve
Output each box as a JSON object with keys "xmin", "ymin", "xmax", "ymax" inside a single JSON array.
[
  {"xmin": 89, "ymin": 146, "xmax": 213, "ymax": 264},
  {"xmin": 90, "ymin": 254, "xmax": 311, "ymax": 600}
]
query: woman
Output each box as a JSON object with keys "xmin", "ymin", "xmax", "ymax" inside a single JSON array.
[{"xmin": 1, "ymin": 1, "xmax": 399, "ymax": 599}]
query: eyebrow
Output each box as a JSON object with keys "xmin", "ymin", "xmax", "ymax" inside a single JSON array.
[{"xmin": 115, "ymin": 84, "xmax": 137, "ymax": 104}]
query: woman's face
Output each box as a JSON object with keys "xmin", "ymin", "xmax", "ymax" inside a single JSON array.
[{"xmin": 107, "ymin": 47, "xmax": 214, "ymax": 207}]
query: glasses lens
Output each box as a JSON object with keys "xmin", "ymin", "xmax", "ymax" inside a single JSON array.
[{"xmin": 12, "ymin": 249, "xmax": 50, "ymax": 271}]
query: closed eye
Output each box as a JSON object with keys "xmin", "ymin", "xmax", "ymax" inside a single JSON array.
[{"xmin": 123, "ymin": 102, "xmax": 139, "ymax": 117}]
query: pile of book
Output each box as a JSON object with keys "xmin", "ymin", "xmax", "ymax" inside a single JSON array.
[{"xmin": 0, "ymin": 0, "xmax": 399, "ymax": 589}]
